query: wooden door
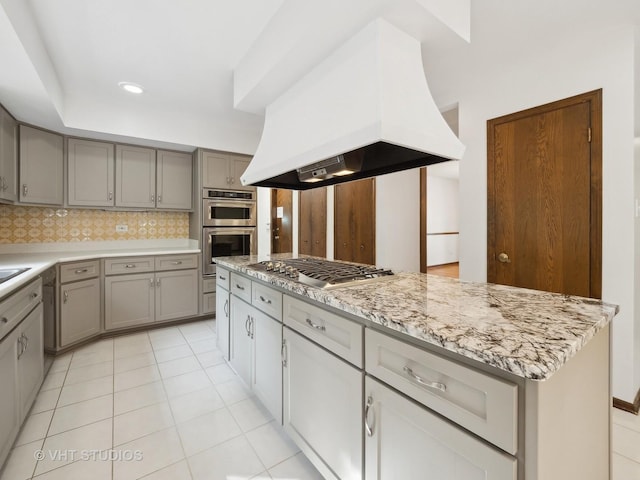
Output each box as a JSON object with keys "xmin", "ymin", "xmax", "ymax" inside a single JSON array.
[
  {"xmin": 335, "ymin": 178, "xmax": 375, "ymax": 264},
  {"xmin": 487, "ymin": 90, "xmax": 601, "ymax": 298},
  {"xmin": 299, "ymin": 187, "xmax": 327, "ymax": 257},
  {"xmin": 271, "ymin": 189, "xmax": 293, "ymax": 253}
]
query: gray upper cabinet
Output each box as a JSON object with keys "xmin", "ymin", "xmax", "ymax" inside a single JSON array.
[
  {"xmin": 201, "ymin": 151, "xmax": 252, "ymax": 191},
  {"xmin": 68, "ymin": 138, "xmax": 115, "ymax": 207},
  {"xmin": 0, "ymin": 107, "xmax": 17, "ymax": 203},
  {"xmin": 115, "ymin": 144, "xmax": 156, "ymax": 208},
  {"xmin": 156, "ymin": 150, "xmax": 193, "ymax": 210},
  {"xmin": 19, "ymin": 125, "xmax": 64, "ymax": 205}
]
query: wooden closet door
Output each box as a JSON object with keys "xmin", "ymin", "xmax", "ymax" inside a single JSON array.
[
  {"xmin": 334, "ymin": 178, "xmax": 375, "ymax": 265},
  {"xmin": 299, "ymin": 187, "xmax": 327, "ymax": 257}
]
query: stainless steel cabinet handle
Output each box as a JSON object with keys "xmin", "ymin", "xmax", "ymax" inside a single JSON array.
[
  {"xmin": 223, "ymin": 299, "xmax": 229, "ymax": 317},
  {"xmin": 281, "ymin": 339, "xmax": 287, "ymax": 367},
  {"xmin": 364, "ymin": 396, "xmax": 375, "ymax": 437},
  {"xmin": 156, "ymin": 278, "xmax": 161, "ymax": 287},
  {"xmin": 17, "ymin": 336, "xmax": 24, "ymax": 359},
  {"xmin": 245, "ymin": 315, "xmax": 251, "ymax": 337},
  {"xmin": 219, "ymin": 275, "xmax": 226, "ymax": 281},
  {"xmin": 306, "ymin": 318, "xmax": 326, "ymax": 332},
  {"xmin": 157, "ymin": 195, "xmax": 162, "ymax": 203},
  {"xmin": 226, "ymin": 177, "xmax": 230, "ymax": 184},
  {"xmin": 125, "ymin": 264, "xmax": 136, "ymax": 268},
  {"xmin": 21, "ymin": 333, "xmax": 28, "ymax": 353},
  {"xmin": 75, "ymin": 269, "xmax": 89, "ymax": 274},
  {"xmin": 151, "ymin": 194, "xmax": 155, "ymax": 202},
  {"xmin": 235, "ymin": 284, "xmax": 245, "ymax": 291},
  {"xmin": 22, "ymin": 184, "xmax": 27, "ymax": 196},
  {"xmin": 63, "ymin": 291, "xmax": 68, "ymax": 303},
  {"xmin": 403, "ymin": 366, "xmax": 447, "ymax": 392},
  {"xmin": 171, "ymin": 261, "xmax": 182, "ymax": 265},
  {"xmin": 249, "ymin": 317, "xmax": 254, "ymax": 339},
  {"xmin": 30, "ymin": 292, "xmax": 38, "ymax": 300},
  {"xmin": 108, "ymin": 191, "xmax": 113, "ymax": 200},
  {"xmin": 149, "ymin": 278, "xmax": 154, "ymax": 288},
  {"xmin": 259, "ymin": 295, "xmax": 272, "ymax": 305}
]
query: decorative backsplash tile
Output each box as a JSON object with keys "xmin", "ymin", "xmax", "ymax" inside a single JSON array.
[{"xmin": 0, "ymin": 205, "xmax": 189, "ymax": 244}]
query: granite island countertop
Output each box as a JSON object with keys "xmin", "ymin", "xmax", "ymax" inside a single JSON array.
[{"xmin": 215, "ymin": 253, "xmax": 618, "ymax": 381}]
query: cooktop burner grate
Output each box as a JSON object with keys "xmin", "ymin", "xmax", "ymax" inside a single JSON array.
[{"xmin": 250, "ymin": 257, "xmax": 394, "ymax": 288}]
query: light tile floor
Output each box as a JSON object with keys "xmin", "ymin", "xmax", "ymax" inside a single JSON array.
[
  {"xmin": 0, "ymin": 320, "xmax": 323, "ymax": 480},
  {"xmin": 2, "ymin": 319, "xmax": 639, "ymax": 479}
]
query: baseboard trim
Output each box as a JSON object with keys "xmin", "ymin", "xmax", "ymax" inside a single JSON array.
[{"xmin": 613, "ymin": 389, "xmax": 640, "ymax": 415}]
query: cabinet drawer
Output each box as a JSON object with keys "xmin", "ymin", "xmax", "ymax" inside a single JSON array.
[
  {"xmin": 155, "ymin": 254, "xmax": 197, "ymax": 271},
  {"xmin": 203, "ymin": 277, "xmax": 216, "ymax": 294},
  {"xmin": 59, "ymin": 260, "xmax": 99, "ymax": 283},
  {"xmin": 252, "ymin": 282, "xmax": 282, "ymax": 322},
  {"xmin": 216, "ymin": 267, "xmax": 230, "ymax": 291},
  {"xmin": 365, "ymin": 328, "xmax": 518, "ymax": 454},
  {"xmin": 104, "ymin": 257, "xmax": 154, "ymax": 275},
  {"xmin": 230, "ymin": 272, "xmax": 251, "ymax": 303},
  {"xmin": 283, "ymin": 295, "xmax": 363, "ymax": 368},
  {"xmin": 0, "ymin": 278, "xmax": 41, "ymax": 342},
  {"xmin": 202, "ymin": 292, "xmax": 216, "ymax": 314}
]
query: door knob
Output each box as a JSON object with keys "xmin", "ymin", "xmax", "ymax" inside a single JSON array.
[{"xmin": 498, "ymin": 252, "xmax": 511, "ymax": 263}]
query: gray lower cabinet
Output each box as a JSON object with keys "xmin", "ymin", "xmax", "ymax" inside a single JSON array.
[
  {"xmin": 17, "ymin": 304, "xmax": 44, "ymax": 417},
  {"xmin": 0, "ymin": 328, "xmax": 19, "ymax": 467},
  {"xmin": 59, "ymin": 277, "xmax": 101, "ymax": 347},
  {"xmin": 215, "ymin": 287, "xmax": 229, "ymax": 358},
  {"xmin": 105, "ymin": 255, "xmax": 198, "ymax": 330},
  {"xmin": 282, "ymin": 327, "xmax": 363, "ymax": 480},
  {"xmin": 229, "ymin": 296, "xmax": 253, "ymax": 385},
  {"xmin": 105, "ymin": 273, "xmax": 155, "ymax": 330},
  {"xmin": 364, "ymin": 376, "xmax": 516, "ymax": 480},
  {"xmin": 19, "ymin": 125, "xmax": 64, "ymax": 205}
]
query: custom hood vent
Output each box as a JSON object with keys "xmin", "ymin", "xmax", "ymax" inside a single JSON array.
[{"xmin": 241, "ymin": 19, "xmax": 465, "ymax": 190}]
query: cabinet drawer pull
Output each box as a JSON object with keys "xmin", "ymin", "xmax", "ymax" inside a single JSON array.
[
  {"xmin": 17, "ymin": 336, "xmax": 24, "ymax": 359},
  {"xmin": 158, "ymin": 195, "xmax": 162, "ymax": 203},
  {"xmin": 245, "ymin": 315, "xmax": 251, "ymax": 337},
  {"xmin": 305, "ymin": 318, "xmax": 326, "ymax": 332},
  {"xmin": 63, "ymin": 291, "xmax": 68, "ymax": 303},
  {"xmin": 30, "ymin": 292, "xmax": 39, "ymax": 300},
  {"xmin": 259, "ymin": 295, "xmax": 272, "ymax": 305},
  {"xmin": 21, "ymin": 333, "xmax": 28, "ymax": 353},
  {"xmin": 403, "ymin": 366, "xmax": 447, "ymax": 392},
  {"xmin": 364, "ymin": 396, "xmax": 375, "ymax": 437},
  {"xmin": 74, "ymin": 268, "xmax": 89, "ymax": 274},
  {"xmin": 171, "ymin": 261, "xmax": 182, "ymax": 265},
  {"xmin": 1, "ymin": 317, "xmax": 8, "ymax": 324},
  {"xmin": 235, "ymin": 284, "xmax": 245, "ymax": 291},
  {"xmin": 281, "ymin": 339, "xmax": 287, "ymax": 367},
  {"xmin": 149, "ymin": 279, "xmax": 154, "ymax": 288},
  {"xmin": 22, "ymin": 184, "xmax": 27, "ymax": 196},
  {"xmin": 224, "ymin": 299, "xmax": 229, "ymax": 317},
  {"xmin": 108, "ymin": 191, "xmax": 113, "ymax": 200},
  {"xmin": 124, "ymin": 264, "xmax": 136, "ymax": 268},
  {"xmin": 219, "ymin": 275, "xmax": 226, "ymax": 281}
]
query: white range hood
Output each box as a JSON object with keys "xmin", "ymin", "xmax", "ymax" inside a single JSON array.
[{"xmin": 241, "ymin": 18, "xmax": 465, "ymax": 190}]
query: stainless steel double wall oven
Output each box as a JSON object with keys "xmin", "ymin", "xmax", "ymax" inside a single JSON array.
[{"xmin": 202, "ymin": 188, "xmax": 256, "ymax": 275}]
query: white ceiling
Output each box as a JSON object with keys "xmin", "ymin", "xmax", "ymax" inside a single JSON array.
[{"xmin": 0, "ymin": 0, "xmax": 638, "ymax": 154}]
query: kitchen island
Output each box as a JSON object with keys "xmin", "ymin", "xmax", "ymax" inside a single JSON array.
[{"xmin": 215, "ymin": 253, "xmax": 617, "ymax": 480}]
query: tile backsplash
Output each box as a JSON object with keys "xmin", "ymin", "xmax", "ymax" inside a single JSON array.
[{"xmin": 0, "ymin": 205, "xmax": 189, "ymax": 244}]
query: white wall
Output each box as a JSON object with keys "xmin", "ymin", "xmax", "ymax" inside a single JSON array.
[
  {"xmin": 426, "ymin": 175, "xmax": 459, "ymax": 266},
  {"xmin": 425, "ymin": 25, "xmax": 638, "ymax": 401}
]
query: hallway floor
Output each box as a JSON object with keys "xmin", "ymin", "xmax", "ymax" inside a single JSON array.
[{"xmin": 0, "ymin": 319, "xmax": 637, "ymax": 479}]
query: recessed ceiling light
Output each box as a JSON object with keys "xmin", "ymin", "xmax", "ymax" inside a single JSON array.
[{"xmin": 118, "ymin": 82, "xmax": 144, "ymax": 94}]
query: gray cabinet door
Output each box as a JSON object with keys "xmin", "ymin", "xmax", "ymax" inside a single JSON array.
[
  {"xmin": 155, "ymin": 269, "xmax": 198, "ymax": 322},
  {"xmin": 0, "ymin": 107, "xmax": 17, "ymax": 202},
  {"xmin": 19, "ymin": 125, "xmax": 64, "ymax": 205},
  {"xmin": 17, "ymin": 304, "xmax": 43, "ymax": 420},
  {"xmin": 283, "ymin": 327, "xmax": 363, "ymax": 480},
  {"xmin": 60, "ymin": 278, "xmax": 101, "ymax": 346},
  {"xmin": 0, "ymin": 328, "xmax": 19, "ymax": 468},
  {"xmin": 215, "ymin": 288, "xmax": 230, "ymax": 359},
  {"xmin": 228, "ymin": 156, "xmax": 251, "ymax": 190},
  {"xmin": 201, "ymin": 151, "xmax": 230, "ymax": 189},
  {"xmin": 68, "ymin": 138, "xmax": 115, "ymax": 206},
  {"xmin": 115, "ymin": 145, "xmax": 156, "ymax": 208},
  {"xmin": 156, "ymin": 150, "xmax": 192, "ymax": 210},
  {"xmin": 229, "ymin": 296, "xmax": 253, "ymax": 386},
  {"xmin": 364, "ymin": 376, "xmax": 517, "ymax": 480},
  {"xmin": 105, "ymin": 273, "xmax": 155, "ymax": 330},
  {"xmin": 252, "ymin": 310, "xmax": 282, "ymax": 424}
]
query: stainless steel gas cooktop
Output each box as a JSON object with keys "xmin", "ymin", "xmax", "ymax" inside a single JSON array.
[{"xmin": 250, "ymin": 257, "xmax": 394, "ymax": 289}]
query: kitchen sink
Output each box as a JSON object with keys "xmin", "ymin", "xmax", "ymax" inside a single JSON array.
[{"xmin": 0, "ymin": 268, "xmax": 31, "ymax": 284}]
